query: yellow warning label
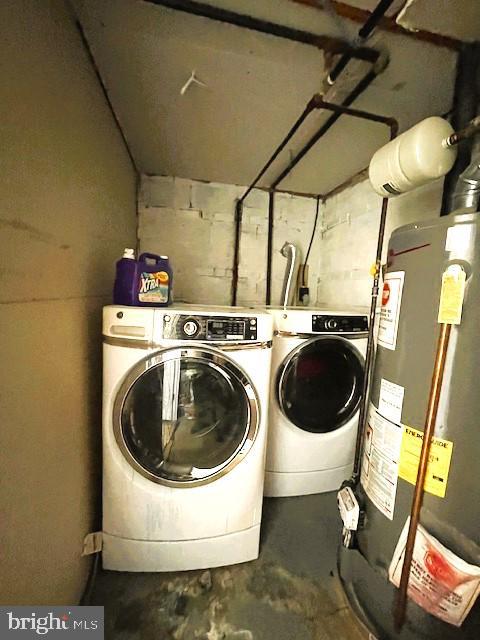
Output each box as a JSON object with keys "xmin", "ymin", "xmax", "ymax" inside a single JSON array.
[
  {"xmin": 399, "ymin": 426, "xmax": 454, "ymax": 498},
  {"xmin": 438, "ymin": 265, "xmax": 466, "ymax": 325}
]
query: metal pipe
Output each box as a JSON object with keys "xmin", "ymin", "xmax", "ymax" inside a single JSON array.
[
  {"xmin": 229, "ymin": 1, "xmax": 391, "ymax": 303},
  {"xmin": 272, "ymin": 67, "xmax": 384, "ymax": 188},
  {"xmin": 313, "ymin": 97, "xmax": 398, "ymax": 128},
  {"xmin": 351, "ymin": 120, "xmax": 398, "ymax": 482},
  {"xmin": 394, "ymin": 322, "xmax": 453, "ymax": 632},
  {"xmin": 262, "ymin": 97, "xmax": 396, "ymax": 310},
  {"xmin": 233, "ymin": 96, "xmax": 323, "ymax": 307},
  {"xmin": 280, "ymin": 242, "xmax": 299, "ymax": 308},
  {"xmin": 327, "ymin": 0, "xmax": 395, "ymax": 84},
  {"xmin": 352, "ymin": 199, "xmax": 388, "ymax": 481},
  {"xmin": 293, "ymin": 0, "xmax": 460, "ymax": 50},
  {"xmin": 238, "ymin": 95, "xmax": 323, "ymax": 205},
  {"xmin": 266, "ymin": 191, "xmax": 275, "ymax": 305},
  {"xmin": 450, "ymin": 137, "xmax": 480, "ymax": 213},
  {"xmin": 441, "ymin": 43, "xmax": 480, "ymax": 215},
  {"xmin": 443, "ymin": 115, "xmax": 480, "ymax": 147},
  {"xmin": 246, "ymin": 94, "xmax": 398, "ymax": 308},
  {"xmin": 353, "ymin": 204, "xmax": 386, "ymax": 477},
  {"xmin": 231, "ymin": 200, "xmax": 243, "ymax": 306},
  {"xmin": 146, "ymin": 0, "xmax": 379, "ymax": 62}
]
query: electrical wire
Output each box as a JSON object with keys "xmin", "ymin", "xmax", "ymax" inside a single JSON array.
[{"xmin": 302, "ymin": 196, "xmax": 321, "ymax": 286}]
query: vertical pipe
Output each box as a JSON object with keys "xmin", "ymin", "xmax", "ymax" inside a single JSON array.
[
  {"xmin": 441, "ymin": 43, "xmax": 480, "ymax": 215},
  {"xmin": 327, "ymin": 0, "xmax": 395, "ymax": 84},
  {"xmin": 352, "ymin": 196, "xmax": 388, "ymax": 480},
  {"xmin": 231, "ymin": 200, "xmax": 243, "ymax": 306},
  {"xmin": 350, "ymin": 118, "xmax": 397, "ymax": 482},
  {"xmin": 394, "ymin": 323, "xmax": 453, "ymax": 631},
  {"xmin": 266, "ymin": 191, "xmax": 275, "ymax": 305}
]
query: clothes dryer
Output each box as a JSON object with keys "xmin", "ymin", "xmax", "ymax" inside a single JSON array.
[{"xmin": 265, "ymin": 307, "xmax": 368, "ymax": 497}]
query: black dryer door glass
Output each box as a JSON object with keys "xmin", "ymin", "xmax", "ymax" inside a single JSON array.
[
  {"xmin": 278, "ymin": 337, "xmax": 364, "ymax": 433},
  {"xmin": 118, "ymin": 352, "xmax": 255, "ymax": 483}
]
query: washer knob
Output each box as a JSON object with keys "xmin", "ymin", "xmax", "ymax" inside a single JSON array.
[
  {"xmin": 327, "ymin": 318, "xmax": 338, "ymax": 330},
  {"xmin": 183, "ymin": 320, "xmax": 198, "ymax": 337}
]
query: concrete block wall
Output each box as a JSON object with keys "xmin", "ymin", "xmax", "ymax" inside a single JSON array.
[
  {"xmin": 139, "ymin": 175, "xmax": 446, "ymax": 311},
  {"xmin": 139, "ymin": 175, "xmax": 321, "ymax": 307},
  {"xmin": 316, "ymin": 178, "xmax": 445, "ymax": 309}
]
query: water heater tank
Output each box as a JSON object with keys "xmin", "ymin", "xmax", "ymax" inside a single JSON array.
[{"xmin": 339, "ymin": 212, "xmax": 480, "ymax": 639}]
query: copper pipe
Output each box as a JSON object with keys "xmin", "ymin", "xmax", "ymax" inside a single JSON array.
[{"xmin": 394, "ymin": 322, "xmax": 453, "ymax": 632}]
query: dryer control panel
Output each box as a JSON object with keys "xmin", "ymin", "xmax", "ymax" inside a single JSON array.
[
  {"xmin": 163, "ymin": 314, "xmax": 258, "ymax": 341},
  {"xmin": 312, "ymin": 315, "xmax": 368, "ymax": 333}
]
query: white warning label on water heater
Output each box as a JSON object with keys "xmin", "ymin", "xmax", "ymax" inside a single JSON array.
[
  {"xmin": 361, "ymin": 403, "xmax": 403, "ymax": 520},
  {"xmin": 389, "ymin": 519, "xmax": 480, "ymax": 627},
  {"xmin": 378, "ymin": 271, "xmax": 405, "ymax": 350},
  {"xmin": 378, "ymin": 378, "xmax": 404, "ymax": 424}
]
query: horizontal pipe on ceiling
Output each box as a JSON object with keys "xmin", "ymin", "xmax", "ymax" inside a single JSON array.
[
  {"xmin": 271, "ymin": 68, "xmax": 380, "ymax": 188},
  {"xmin": 144, "ymin": 0, "xmax": 379, "ymax": 62},
  {"xmin": 292, "ymin": 0, "xmax": 461, "ymax": 51}
]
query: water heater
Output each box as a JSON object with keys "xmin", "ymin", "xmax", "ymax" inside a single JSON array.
[{"xmin": 339, "ymin": 212, "xmax": 480, "ymax": 639}]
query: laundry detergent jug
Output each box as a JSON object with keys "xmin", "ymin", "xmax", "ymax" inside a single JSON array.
[{"xmin": 113, "ymin": 249, "xmax": 173, "ymax": 307}]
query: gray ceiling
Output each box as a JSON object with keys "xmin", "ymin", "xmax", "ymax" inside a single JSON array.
[{"xmin": 73, "ymin": 0, "xmax": 457, "ymax": 195}]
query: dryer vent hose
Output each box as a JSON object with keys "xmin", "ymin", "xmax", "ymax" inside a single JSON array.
[{"xmin": 280, "ymin": 242, "xmax": 299, "ymax": 309}]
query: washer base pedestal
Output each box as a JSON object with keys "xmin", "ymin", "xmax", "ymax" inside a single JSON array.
[
  {"xmin": 264, "ymin": 464, "xmax": 353, "ymax": 497},
  {"xmin": 102, "ymin": 525, "xmax": 260, "ymax": 572}
]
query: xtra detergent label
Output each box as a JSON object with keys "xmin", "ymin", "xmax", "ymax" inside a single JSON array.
[{"xmin": 138, "ymin": 271, "xmax": 169, "ymax": 303}]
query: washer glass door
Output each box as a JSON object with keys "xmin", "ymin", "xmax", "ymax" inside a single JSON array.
[
  {"xmin": 278, "ymin": 336, "xmax": 364, "ymax": 433},
  {"xmin": 115, "ymin": 348, "xmax": 258, "ymax": 485}
]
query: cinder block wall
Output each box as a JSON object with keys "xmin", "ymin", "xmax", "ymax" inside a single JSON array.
[
  {"xmin": 138, "ymin": 175, "xmax": 321, "ymax": 306},
  {"xmin": 139, "ymin": 175, "xmax": 445, "ymax": 311},
  {"xmin": 316, "ymin": 179, "xmax": 446, "ymax": 308}
]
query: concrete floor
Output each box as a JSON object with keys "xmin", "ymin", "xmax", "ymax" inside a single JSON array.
[{"xmin": 92, "ymin": 493, "xmax": 367, "ymax": 639}]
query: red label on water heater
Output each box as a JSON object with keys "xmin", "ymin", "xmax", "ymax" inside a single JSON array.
[{"xmin": 382, "ymin": 282, "xmax": 391, "ymax": 306}]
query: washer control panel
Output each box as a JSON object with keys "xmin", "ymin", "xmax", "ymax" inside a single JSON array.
[
  {"xmin": 312, "ymin": 315, "xmax": 368, "ymax": 333},
  {"xmin": 163, "ymin": 314, "xmax": 258, "ymax": 341}
]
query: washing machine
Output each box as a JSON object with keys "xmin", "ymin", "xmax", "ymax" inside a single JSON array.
[
  {"xmin": 264, "ymin": 307, "xmax": 368, "ymax": 497},
  {"xmin": 102, "ymin": 304, "xmax": 273, "ymax": 571}
]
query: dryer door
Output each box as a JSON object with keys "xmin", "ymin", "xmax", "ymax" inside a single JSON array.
[
  {"xmin": 277, "ymin": 336, "xmax": 364, "ymax": 434},
  {"xmin": 114, "ymin": 347, "xmax": 259, "ymax": 486}
]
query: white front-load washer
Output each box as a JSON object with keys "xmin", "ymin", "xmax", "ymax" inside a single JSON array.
[
  {"xmin": 102, "ymin": 304, "xmax": 273, "ymax": 571},
  {"xmin": 264, "ymin": 307, "xmax": 368, "ymax": 497}
]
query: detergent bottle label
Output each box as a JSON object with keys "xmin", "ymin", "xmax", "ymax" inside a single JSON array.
[{"xmin": 138, "ymin": 271, "xmax": 169, "ymax": 303}]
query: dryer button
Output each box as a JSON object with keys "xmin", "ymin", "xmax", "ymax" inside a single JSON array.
[{"xmin": 327, "ymin": 318, "xmax": 338, "ymax": 330}]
